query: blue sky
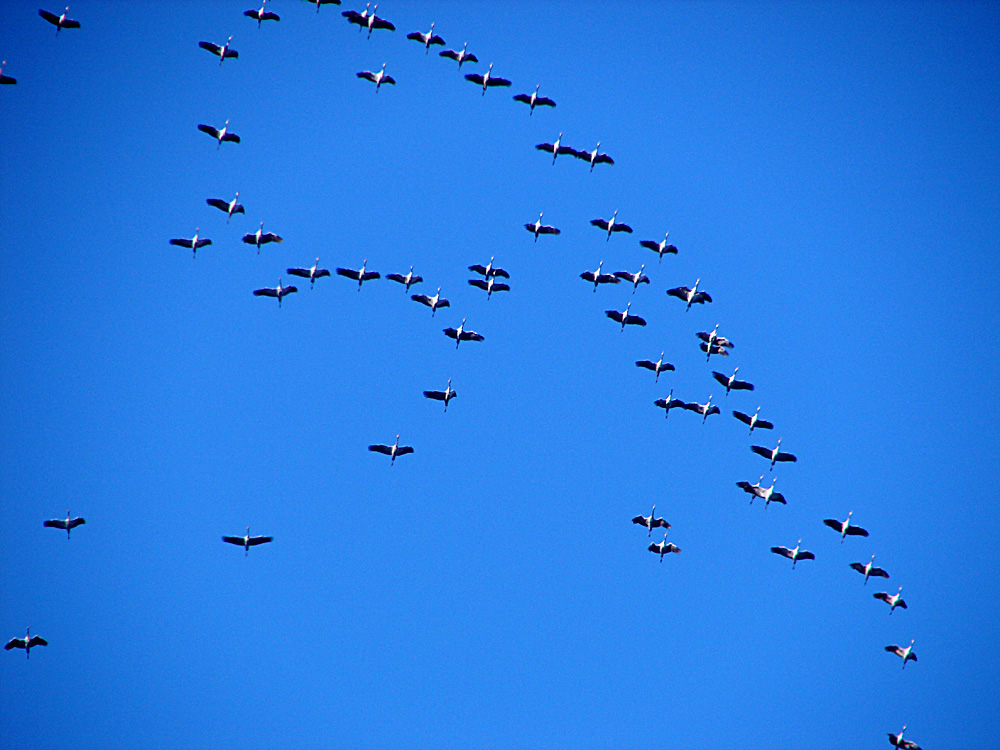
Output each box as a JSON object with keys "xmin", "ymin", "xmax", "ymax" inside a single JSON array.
[{"xmin": 2, "ymin": 1, "xmax": 998, "ymax": 748}]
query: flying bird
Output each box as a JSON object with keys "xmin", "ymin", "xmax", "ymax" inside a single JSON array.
[
  {"xmin": 822, "ymin": 511, "xmax": 869, "ymax": 542},
  {"xmin": 242, "ymin": 221, "xmax": 283, "ymax": 254},
  {"xmin": 667, "ymin": 279, "xmax": 712, "ymax": 310},
  {"xmin": 468, "ymin": 276, "xmax": 509, "ymax": 299},
  {"xmin": 649, "ymin": 533, "xmax": 681, "ymax": 561},
  {"xmin": 574, "ymin": 142, "xmax": 614, "ymax": 171},
  {"xmin": 684, "ymin": 395, "xmax": 721, "ymax": 423},
  {"xmin": 411, "ymin": 287, "xmax": 449, "ymax": 316},
  {"xmin": 770, "ymin": 539, "xmax": 815, "ymax": 568},
  {"xmin": 713, "ymin": 368, "xmax": 755, "ymax": 395},
  {"xmin": 874, "ymin": 587, "xmax": 907, "ymax": 615},
  {"xmin": 654, "ymin": 389, "xmax": 687, "ymax": 419},
  {"xmin": 732, "ymin": 407, "xmax": 773, "ymax": 435},
  {"xmin": 468, "ymin": 257, "xmax": 509, "ymax": 279},
  {"xmin": 439, "ymin": 42, "xmax": 478, "ymax": 69},
  {"xmin": 423, "ymin": 378, "xmax": 457, "ymax": 411},
  {"xmin": 443, "ymin": 318, "xmax": 484, "ymax": 348},
  {"xmin": 524, "ymin": 212, "xmax": 560, "ymax": 241},
  {"xmin": 605, "ymin": 301, "xmax": 646, "ymax": 331},
  {"xmin": 407, "ymin": 22, "xmax": 445, "ymax": 53},
  {"xmin": 357, "ymin": 63, "xmax": 395, "ymax": 92},
  {"xmin": 199, "ymin": 36, "xmax": 239, "ymax": 65},
  {"xmin": 304, "ymin": 0, "xmax": 342, "ymax": 12},
  {"xmin": 640, "ymin": 233, "xmax": 678, "ymax": 262},
  {"xmin": 613, "ymin": 264, "xmax": 650, "ymax": 293},
  {"xmin": 253, "ymin": 279, "xmax": 297, "ymax": 306},
  {"xmin": 580, "ymin": 261, "xmax": 620, "ymax": 292},
  {"xmin": 751, "ymin": 438, "xmax": 797, "ymax": 471},
  {"xmin": 535, "ymin": 132, "xmax": 577, "ymax": 165},
  {"xmin": 222, "ymin": 526, "xmax": 273, "ymax": 556},
  {"xmin": 43, "ymin": 511, "xmax": 86, "ymax": 539},
  {"xmin": 885, "ymin": 640, "xmax": 917, "ymax": 669},
  {"xmin": 464, "ymin": 62, "xmax": 511, "ymax": 95},
  {"xmin": 635, "ymin": 352, "xmax": 675, "ymax": 382},
  {"xmin": 513, "ymin": 85, "xmax": 556, "ymax": 115},
  {"xmin": 206, "ymin": 192, "xmax": 244, "ymax": 223},
  {"xmin": 850, "ymin": 555, "xmax": 889, "ymax": 585},
  {"xmin": 197, "ymin": 120, "xmax": 240, "ymax": 148},
  {"xmin": 170, "ymin": 228, "xmax": 212, "ymax": 258},
  {"xmin": 386, "ymin": 266, "xmax": 423, "ymax": 291},
  {"xmin": 696, "ymin": 325, "xmax": 734, "ymax": 361},
  {"xmin": 590, "ymin": 210, "xmax": 633, "ymax": 241},
  {"xmin": 0, "ymin": 61, "xmax": 16, "ymax": 85},
  {"xmin": 336, "ymin": 259, "xmax": 380, "ymax": 290},
  {"xmin": 888, "ymin": 726, "xmax": 922, "ymax": 750},
  {"xmin": 5, "ymin": 628, "xmax": 47, "ymax": 658},
  {"xmin": 343, "ymin": 4, "xmax": 395, "ymax": 37},
  {"xmin": 736, "ymin": 476, "xmax": 785, "ymax": 507},
  {"xmin": 286, "ymin": 258, "xmax": 331, "ymax": 288},
  {"xmin": 245, "ymin": 0, "xmax": 280, "ymax": 24},
  {"xmin": 368, "ymin": 434, "xmax": 413, "ymax": 465},
  {"xmin": 632, "ymin": 505, "xmax": 670, "ymax": 537},
  {"xmin": 39, "ymin": 7, "xmax": 80, "ymax": 33}
]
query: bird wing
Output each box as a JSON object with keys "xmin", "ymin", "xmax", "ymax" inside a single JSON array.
[
  {"xmin": 199, "ymin": 41, "xmax": 222, "ymax": 55},
  {"xmin": 731, "ymin": 379, "xmax": 754, "ymax": 391},
  {"xmin": 535, "ymin": 142, "xmax": 556, "ymax": 153},
  {"xmin": 611, "ymin": 223, "xmax": 633, "ymax": 234},
  {"xmin": 278, "ymin": 286, "xmax": 298, "ymax": 297},
  {"xmin": 590, "ymin": 219, "xmax": 610, "ymax": 230},
  {"xmin": 874, "ymin": 592, "xmax": 892, "ymax": 604},
  {"xmin": 222, "ymin": 536, "xmax": 245, "ymax": 545},
  {"xmin": 223, "ymin": 49, "xmax": 239, "ymax": 59},
  {"xmin": 736, "ymin": 481, "xmax": 754, "ymax": 493},
  {"xmin": 732, "ymin": 411, "xmax": 751, "ymax": 425},
  {"xmin": 357, "ymin": 71, "xmax": 377, "ymax": 82},
  {"xmin": 652, "ymin": 519, "xmax": 671, "ymax": 529},
  {"xmin": 796, "ymin": 551, "xmax": 815, "ymax": 561},
  {"xmin": 771, "ymin": 546, "xmax": 793, "ymax": 559},
  {"xmin": 711, "ymin": 371, "xmax": 728, "ymax": 386},
  {"xmin": 261, "ymin": 233, "xmax": 283, "ymax": 243},
  {"xmin": 750, "ymin": 445, "xmax": 771, "ymax": 459},
  {"xmin": 663, "ymin": 544, "xmax": 681, "ymax": 553},
  {"xmin": 896, "ymin": 599, "xmax": 908, "ymax": 609},
  {"xmin": 755, "ymin": 419, "xmax": 774, "ymax": 430},
  {"xmin": 465, "ymin": 73, "xmax": 485, "ymax": 85},
  {"xmin": 850, "ymin": 562, "xmax": 866, "ymax": 574},
  {"xmin": 380, "ymin": 75, "xmax": 396, "ymax": 85},
  {"xmin": 372, "ymin": 17, "xmax": 395, "ymax": 31},
  {"xmin": 624, "ymin": 314, "xmax": 646, "ymax": 326},
  {"xmin": 580, "ymin": 271, "xmax": 596, "ymax": 282},
  {"xmin": 469, "ymin": 264, "xmax": 488, "ymax": 275},
  {"xmin": 513, "ymin": 94, "xmax": 533, "ymax": 105},
  {"xmin": 342, "ymin": 10, "xmax": 363, "ymax": 22},
  {"xmin": 68, "ymin": 517, "xmax": 85, "ymax": 529},
  {"xmin": 245, "ymin": 10, "xmax": 261, "ymax": 19},
  {"xmin": 360, "ymin": 272, "xmax": 380, "ymax": 281},
  {"xmin": 443, "ymin": 328, "xmax": 458, "ymax": 339},
  {"xmin": 460, "ymin": 331, "xmax": 485, "ymax": 342},
  {"xmin": 491, "ymin": 283, "xmax": 510, "ymax": 293},
  {"xmin": 696, "ymin": 331, "xmax": 712, "ymax": 343},
  {"xmin": 286, "ymin": 268, "xmax": 310, "ymax": 278},
  {"xmin": 469, "ymin": 279, "xmax": 488, "ymax": 291},
  {"xmin": 492, "ymin": 268, "xmax": 510, "ymax": 278},
  {"xmin": 386, "ymin": 273, "xmax": 407, "ymax": 283},
  {"xmin": 846, "ymin": 526, "xmax": 869, "ymax": 537},
  {"xmin": 221, "ymin": 133, "xmax": 241, "ymax": 144},
  {"xmin": 700, "ymin": 343, "xmax": 729, "ymax": 356},
  {"xmin": 194, "ymin": 239, "xmax": 212, "ymax": 249},
  {"xmin": 612, "ymin": 271, "xmax": 634, "ymax": 282},
  {"xmin": 406, "ymin": 31, "xmax": 424, "ymax": 41},
  {"xmin": 5, "ymin": 638, "xmax": 26, "ymax": 649},
  {"xmin": 61, "ymin": 18, "xmax": 81, "ymax": 28},
  {"xmin": 464, "ymin": 53, "xmax": 479, "ymax": 64},
  {"xmin": 640, "ymin": 241, "xmax": 660, "ymax": 251},
  {"xmin": 885, "ymin": 645, "xmax": 904, "ymax": 656},
  {"xmin": 872, "ymin": 567, "xmax": 889, "ymax": 578},
  {"xmin": 636, "ymin": 360, "xmax": 656, "ymax": 371},
  {"xmin": 706, "ymin": 405, "xmax": 721, "ymax": 416},
  {"xmin": 486, "ymin": 76, "xmax": 511, "ymax": 87},
  {"xmin": 253, "ymin": 288, "xmax": 278, "ymax": 298},
  {"xmin": 169, "ymin": 238, "xmax": 193, "ymax": 248},
  {"xmin": 715, "ymin": 336, "xmax": 735, "ymax": 348},
  {"xmin": 395, "ymin": 446, "xmax": 415, "ymax": 456},
  {"xmin": 594, "ymin": 153, "xmax": 614, "ymax": 165},
  {"xmin": 27, "ymin": 636, "xmax": 48, "ymax": 647},
  {"xmin": 368, "ymin": 445, "xmax": 392, "ymax": 455},
  {"xmin": 556, "ymin": 145, "xmax": 579, "ymax": 156},
  {"xmin": 776, "ymin": 452, "xmax": 798, "ymax": 463},
  {"xmin": 39, "ymin": 9, "xmax": 61, "ymax": 25},
  {"xmin": 769, "ymin": 492, "xmax": 786, "ymax": 504},
  {"xmin": 439, "ymin": 49, "xmax": 459, "ymax": 61},
  {"xmin": 247, "ymin": 536, "xmax": 273, "ymax": 546},
  {"xmin": 693, "ymin": 292, "xmax": 712, "ymax": 304},
  {"xmin": 604, "ymin": 310, "xmax": 623, "ymax": 322},
  {"xmin": 538, "ymin": 226, "xmax": 560, "ymax": 235},
  {"xmin": 536, "ymin": 96, "xmax": 557, "ymax": 107},
  {"xmin": 197, "ymin": 124, "xmax": 219, "ymax": 137},
  {"xmin": 823, "ymin": 519, "xmax": 841, "ymax": 531},
  {"xmin": 44, "ymin": 519, "xmax": 70, "ymax": 529},
  {"xmin": 429, "ymin": 35, "xmax": 445, "ymax": 46},
  {"xmin": 631, "ymin": 515, "xmax": 649, "ymax": 526},
  {"xmin": 666, "ymin": 286, "xmax": 690, "ymax": 300},
  {"xmin": 261, "ymin": 11, "xmax": 280, "ymax": 21},
  {"xmin": 336, "ymin": 268, "xmax": 362, "ymax": 280},
  {"xmin": 411, "ymin": 294, "xmax": 431, "ymax": 305},
  {"xmin": 206, "ymin": 198, "xmax": 229, "ymax": 211},
  {"xmin": 423, "ymin": 390, "xmax": 445, "ymax": 401}
]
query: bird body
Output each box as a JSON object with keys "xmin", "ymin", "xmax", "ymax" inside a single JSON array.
[
  {"xmin": 581, "ymin": 261, "xmax": 620, "ymax": 292},
  {"xmin": 440, "ymin": 42, "xmax": 478, "ymax": 69},
  {"xmin": 605, "ymin": 301, "xmax": 646, "ymax": 330},
  {"xmin": 649, "ymin": 532, "xmax": 681, "ymax": 561},
  {"xmin": 245, "ymin": 0, "xmax": 280, "ymax": 24},
  {"xmin": 590, "ymin": 209, "xmax": 633, "ymax": 240},
  {"xmin": 770, "ymin": 539, "xmax": 815, "ymax": 568},
  {"xmin": 885, "ymin": 639, "xmax": 917, "ymax": 668},
  {"xmin": 222, "ymin": 526, "xmax": 273, "ymax": 556},
  {"xmin": 412, "ymin": 287, "xmax": 449, "ymax": 316},
  {"xmin": 443, "ymin": 318, "xmax": 484, "ymax": 348},
  {"xmin": 368, "ymin": 434, "xmax": 414, "ymax": 465},
  {"xmin": 525, "ymin": 212, "xmax": 560, "ymax": 241},
  {"xmin": 850, "ymin": 555, "xmax": 889, "ymax": 585},
  {"xmin": 635, "ymin": 352, "xmax": 675, "ymax": 382},
  {"xmin": 732, "ymin": 406, "xmax": 773, "ymax": 435},
  {"xmin": 336, "ymin": 259, "xmax": 380, "ymax": 290},
  {"xmin": 199, "ymin": 36, "xmax": 239, "ymax": 65},
  {"xmin": 253, "ymin": 279, "xmax": 297, "ymax": 306},
  {"xmin": 713, "ymin": 367, "xmax": 754, "ymax": 395},
  {"xmin": 407, "ymin": 23, "xmax": 445, "ymax": 53},
  {"xmin": 357, "ymin": 63, "xmax": 395, "ymax": 91},
  {"xmin": 640, "ymin": 233, "xmax": 678, "ymax": 262},
  {"xmin": 287, "ymin": 258, "xmax": 331, "ymax": 288},
  {"xmin": 513, "ymin": 85, "xmax": 556, "ymax": 115},
  {"xmin": 684, "ymin": 395, "xmax": 721, "ymax": 422},
  {"xmin": 206, "ymin": 192, "xmax": 244, "ymax": 223},
  {"xmin": 874, "ymin": 587, "xmax": 907, "ymax": 614},
  {"xmin": 667, "ymin": 279, "xmax": 711, "ymax": 310},
  {"xmin": 242, "ymin": 221, "xmax": 283, "ymax": 254},
  {"xmin": 822, "ymin": 511, "xmax": 869, "ymax": 542},
  {"xmin": 39, "ymin": 7, "xmax": 80, "ymax": 33},
  {"xmin": 465, "ymin": 62, "xmax": 511, "ymax": 95},
  {"xmin": 423, "ymin": 378, "xmax": 457, "ymax": 411},
  {"xmin": 654, "ymin": 389, "xmax": 687, "ymax": 419},
  {"xmin": 198, "ymin": 120, "xmax": 240, "ymax": 148},
  {"xmin": 535, "ymin": 132, "xmax": 577, "ymax": 164},
  {"xmin": 751, "ymin": 438, "xmax": 797, "ymax": 470},
  {"xmin": 170, "ymin": 228, "xmax": 212, "ymax": 258},
  {"xmin": 5, "ymin": 627, "xmax": 47, "ymax": 658},
  {"xmin": 386, "ymin": 266, "xmax": 423, "ymax": 291},
  {"xmin": 43, "ymin": 510, "xmax": 86, "ymax": 539},
  {"xmin": 575, "ymin": 142, "xmax": 613, "ymax": 171},
  {"xmin": 632, "ymin": 505, "xmax": 670, "ymax": 537}
]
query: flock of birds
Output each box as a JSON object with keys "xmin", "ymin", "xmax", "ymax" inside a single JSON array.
[{"xmin": 8, "ymin": 6, "xmax": 928, "ymax": 749}]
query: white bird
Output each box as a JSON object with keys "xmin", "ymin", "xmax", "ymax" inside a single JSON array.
[
  {"xmin": 197, "ymin": 120, "xmax": 240, "ymax": 148},
  {"xmin": 874, "ymin": 586, "xmax": 907, "ymax": 615},
  {"xmin": 0, "ymin": 61, "xmax": 17, "ymax": 85},
  {"xmin": 524, "ymin": 212, "xmax": 560, "ymax": 241},
  {"xmin": 732, "ymin": 407, "xmax": 774, "ymax": 435},
  {"xmin": 43, "ymin": 510, "xmax": 86, "ymax": 539},
  {"xmin": 423, "ymin": 378, "xmax": 457, "ymax": 411},
  {"xmin": 245, "ymin": 0, "xmax": 280, "ymax": 25},
  {"xmin": 253, "ymin": 278, "xmax": 297, "ymax": 306},
  {"xmin": 464, "ymin": 62, "xmax": 511, "ymax": 95},
  {"xmin": 535, "ymin": 132, "xmax": 577, "ymax": 164},
  {"xmin": 850, "ymin": 555, "xmax": 889, "ymax": 585},
  {"xmin": 613, "ymin": 264, "xmax": 650, "ymax": 293},
  {"xmin": 888, "ymin": 726, "xmax": 922, "ymax": 750},
  {"xmin": 242, "ymin": 221, "xmax": 283, "ymax": 254},
  {"xmin": 169, "ymin": 227, "xmax": 212, "ymax": 258},
  {"xmin": 635, "ymin": 352, "xmax": 675, "ymax": 382},
  {"xmin": 357, "ymin": 63, "xmax": 395, "ymax": 92},
  {"xmin": 684, "ymin": 395, "xmax": 721, "ymax": 423},
  {"xmin": 823, "ymin": 511, "xmax": 870, "ymax": 542},
  {"xmin": 222, "ymin": 526, "xmax": 273, "ymax": 556},
  {"xmin": 286, "ymin": 258, "xmax": 331, "ymax": 288},
  {"xmin": 885, "ymin": 639, "xmax": 917, "ymax": 669},
  {"xmin": 736, "ymin": 476, "xmax": 786, "ymax": 507},
  {"xmin": 632, "ymin": 505, "xmax": 670, "ymax": 537},
  {"xmin": 5, "ymin": 628, "xmax": 48, "ymax": 658},
  {"xmin": 199, "ymin": 36, "xmax": 239, "ymax": 65},
  {"xmin": 206, "ymin": 192, "xmax": 245, "ymax": 223},
  {"xmin": 407, "ymin": 22, "xmax": 445, "ymax": 53},
  {"xmin": 439, "ymin": 42, "xmax": 478, "ymax": 69},
  {"xmin": 649, "ymin": 532, "xmax": 681, "ymax": 561},
  {"xmin": 39, "ymin": 7, "xmax": 80, "ymax": 33},
  {"xmin": 580, "ymin": 261, "xmax": 620, "ymax": 292},
  {"xmin": 654, "ymin": 389, "xmax": 687, "ymax": 419},
  {"xmin": 336, "ymin": 259, "xmax": 380, "ymax": 289},
  {"xmin": 386, "ymin": 266, "xmax": 423, "ymax": 291},
  {"xmin": 590, "ymin": 209, "xmax": 633, "ymax": 241},
  {"xmin": 513, "ymin": 84, "xmax": 556, "ymax": 115},
  {"xmin": 605, "ymin": 301, "xmax": 646, "ymax": 331},
  {"xmin": 713, "ymin": 367, "xmax": 755, "ymax": 396},
  {"xmin": 751, "ymin": 438, "xmax": 798, "ymax": 471},
  {"xmin": 368, "ymin": 434, "xmax": 413, "ymax": 465},
  {"xmin": 696, "ymin": 325, "xmax": 734, "ymax": 361},
  {"xmin": 443, "ymin": 318, "xmax": 484, "ymax": 348},
  {"xmin": 343, "ymin": 4, "xmax": 395, "ymax": 37},
  {"xmin": 770, "ymin": 539, "xmax": 815, "ymax": 568},
  {"xmin": 468, "ymin": 276, "xmax": 509, "ymax": 300},
  {"xmin": 468, "ymin": 257, "xmax": 509, "ymax": 279},
  {"xmin": 640, "ymin": 233, "xmax": 678, "ymax": 262},
  {"xmin": 411, "ymin": 287, "xmax": 449, "ymax": 316},
  {"xmin": 667, "ymin": 279, "xmax": 712, "ymax": 310},
  {"xmin": 574, "ymin": 142, "xmax": 614, "ymax": 171}
]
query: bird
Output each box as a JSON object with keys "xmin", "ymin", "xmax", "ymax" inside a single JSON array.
[
  {"xmin": 464, "ymin": 62, "xmax": 511, "ymax": 95},
  {"xmin": 199, "ymin": 37, "xmax": 239, "ymax": 65},
  {"xmin": 468, "ymin": 276, "xmax": 509, "ymax": 300},
  {"xmin": 605, "ymin": 301, "xmax": 646, "ymax": 331},
  {"xmin": 513, "ymin": 85, "xmax": 556, "ymax": 115},
  {"xmin": 245, "ymin": 0, "xmax": 280, "ymax": 25},
  {"xmin": 885, "ymin": 640, "xmax": 917, "ymax": 669},
  {"xmin": 640, "ymin": 233, "xmax": 678, "ymax": 262},
  {"xmin": 439, "ymin": 42, "xmax": 478, "ymax": 69},
  {"xmin": 242, "ymin": 222, "xmax": 283, "ymax": 254},
  {"xmin": 696, "ymin": 325, "xmax": 734, "ymax": 361},
  {"xmin": 0, "ymin": 61, "xmax": 16, "ymax": 85},
  {"xmin": 535, "ymin": 132, "xmax": 578, "ymax": 164},
  {"xmin": 39, "ymin": 7, "xmax": 80, "ymax": 33},
  {"xmin": 632, "ymin": 505, "xmax": 670, "ymax": 537},
  {"xmin": 751, "ymin": 439, "xmax": 797, "ymax": 471},
  {"xmin": 368, "ymin": 434, "xmax": 413, "ymax": 465},
  {"xmin": 411, "ymin": 287, "xmax": 449, "ymax": 316},
  {"xmin": 732, "ymin": 407, "xmax": 774, "ymax": 435},
  {"xmin": 580, "ymin": 261, "xmax": 620, "ymax": 292},
  {"xmin": 386, "ymin": 266, "xmax": 423, "ymax": 291},
  {"xmin": 253, "ymin": 279, "xmax": 297, "ymax": 307},
  {"xmin": 654, "ymin": 389, "xmax": 687, "ymax": 419},
  {"xmin": 635, "ymin": 352, "xmax": 675, "ymax": 382},
  {"xmin": 357, "ymin": 63, "xmax": 395, "ymax": 92},
  {"xmin": 850, "ymin": 555, "xmax": 889, "ymax": 585},
  {"xmin": 649, "ymin": 533, "xmax": 681, "ymax": 561},
  {"xmin": 573, "ymin": 142, "xmax": 614, "ymax": 171},
  {"xmin": 423, "ymin": 378, "xmax": 457, "ymax": 411},
  {"xmin": 286, "ymin": 258, "xmax": 331, "ymax": 288},
  {"xmin": 684, "ymin": 395, "xmax": 721, "ymax": 423},
  {"xmin": 874, "ymin": 587, "xmax": 907, "ymax": 615},
  {"xmin": 888, "ymin": 726, "xmax": 922, "ymax": 750},
  {"xmin": 343, "ymin": 4, "xmax": 395, "ymax": 37},
  {"xmin": 822, "ymin": 511, "xmax": 869, "ymax": 542},
  {"xmin": 468, "ymin": 257, "xmax": 510, "ymax": 279},
  {"xmin": 590, "ymin": 210, "xmax": 633, "ymax": 241},
  {"xmin": 737, "ymin": 476, "xmax": 786, "ymax": 507},
  {"xmin": 407, "ymin": 22, "xmax": 445, "ymax": 53},
  {"xmin": 524, "ymin": 212, "xmax": 560, "ymax": 241},
  {"xmin": 222, "ymin": 526, "xmax": 273, "ymax": 556},
  {"xmin": 667, "ymin": 279, "xmax": 712, "ymax": 310},
  {"xmin": 304, "ymin": 0, "xmax": 342, "ymax": 12},
  {"xmin": 770, "ymin": 539, "xmax": 815, "ymax": 568},
  {"xmin": 443, "ymin": 318, "xmax": 484, "ymax": 348},
  {"xmin": 613, "ymin": 264, "xmax": 650, "ymax": 293},
  {"xmin": 197, "ymin": 120, "xmax": 240, "ymax": 149},
  {"xmin": 206, "ymin": 192, "xmax": 245, "ymax": 223},
  {"xmin": 336, "ymin": 259, "xmax": 380, "ymax": 290},
  {"xmin": 169, "ymin": 228, "xmax": 212, "ymax": 258},
  {"xmin": 712, "ymin": 368, "xmax": 755, "ymax": 395},
  {"xmin": 5, "ymin": 628, "xmax": 47, "ymax": 659},
  {"xmin": 43, "ymin": 511, "xmax": 86, "ymax": 539}
]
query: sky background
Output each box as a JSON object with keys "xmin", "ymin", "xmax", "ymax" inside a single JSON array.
[{"xmin": 2, "ymin": 1, "xmax": 999, "ymax": 748}]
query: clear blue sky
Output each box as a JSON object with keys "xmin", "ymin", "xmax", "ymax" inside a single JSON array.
[{"xmin": 2, "ymin": 2, "xmax": 998, "ymax": 748}]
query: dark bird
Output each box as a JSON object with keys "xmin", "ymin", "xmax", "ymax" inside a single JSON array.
[
  {"xmin": 590, "ymin": 209, "xmax": 633, "ymax": 241},
  {"xmin": 468, "ymin": 257, "xmax": 509, "ymax": 279},
  {"xmin": 170, "ymin": 228, "xmax": 212, "ymax": 258},
  {"xmin": 357, "ymin": 63, "xmax": 395, "ymax": 92},
  {"xmin": 635, "ymin": 352, "xmax": 675, "ymax": 382},
  {"xmin": 411, "ymin": 287, "xmax": 449, "ymax": 316},
  {"xmin": 874, "ymin": 587, "xmax": 908, "ymax": 615},
  {"xmin": 850, "ymin": 555, "xmax": 889, "ymax": 585},
  {"xmin": 222, "ymin": 526, "xmax": 273, "ymax": 556},
  {"xmin": 640, "ymin": 233, "xmax": 678, "ymax": 262},
  {"xmin": 684, "ymin": 395, "xmax": 721, "ymax": 423},
  {"xmin": 423, "ymin": 378, "xmax": 457, "ymax": 411},
  {"xmin": 468, "ymin": 276, "xmax": 509, "ymax": 300},
  {"xmin": 885, "ymin": 640, "xmax": 917, "ymax": 669},
  {"xmin": 713, "ymin": 368, "xmax": 754, "ymax": 395},
  {"xmin": 822, "ymin": 511, "xmax": 869, "ymax": 542},
  {"xmin": 39, "ymin": 7, "xmax": 80, "ymax": 33},
  {"xmin": 242, "ymin": 221, "xmax": 283, "ymax": 254},
  {"xmin": 253, "ymin": 279, "xmax": 297, "ymax": 306},
  {"xmin": 439, "ymin": 42, "xmax": 478, "ymax": 69},
  {"xmin": 667, "ymin": 279, "xmax": 711, "ymax": 310},
  {"xmin": 632, "ymin": 505, "xmax": 670, "ymax": 537},
  {"xmin": 368, "ymin": 434, "xmax": 413, "ymax": 465},
  {"xmin": 386, "ymin": 266, "xmax": 423, "ymax": 291},
  {"xmin": 304, "ymin": 0, "xmax": 342, "ymax": 11},
  {"xmin": 43, "ymin": 511, "xmax": 86, "ymax": 539},
  {"xmin": 737, "ymin": 476, "xmax": 785, "ymax": 507},
  {"xmin": 770, "ymin": 539, "xmax": 815, "ymax": 568},
  {"xmin": 245, "ymin": 0, "xmax": 280, "ymax": 25},
  {"xmin": 5, "ymin": 628, "xmax": 47, "ymax": 659},
  {"xmin": 535, "ymin": 132, "xmax": 578, "ymax": 165},
  {"xmin": 206, "ymin": 192, "xmax": 244, "ymax": 223},
  {"xmin": 888, "ymin": 726, "xmax": 922, "ymax": 750},
  {"xmin": 696, "ymin": 325, "xmax": 734, "ymax": 361},
  {"xmin": 286, "ymin": 258, "xmax": 331, "ymax": 288},
  {"xmin": 525, "ymin": 212, "xmax": 560, "ymax": 241},
  {"xmin": 654, "ymin": 389, "xmax": 687, "ymax": 419},
  {"xmin": 197, "ymin": 120, "xmax": 240, "ymax": 148},
  {"xmin": 443, "ymin": 318, "xmax": 484, "ymax": 348},
  {"xmin": 336, "ymin": 259, "xmax": 380, "ymax": 290},
  {"xmin": 751, "ymin": 439, "xmax": 797, "ymax": 471},
  {"xmin": 649, "ymin": 532, "xmax": 681, "ymax": 561},
  {"xmin": 513, "ymin": 84, "xmax": 556, "ymax": 115},
  {"xmin": 343, "ymin": 4, "xmax": 395, "ymax": 37},
  {"xmin": 581, "ymin": 261, "xmax": 620, "ymax": 292},
  {"xmin": 732, "ymin": 407, "xmax": 773, "ymax": 435},
  {"xmin": 464, "ymin": 62, "xmax": 511, "ymax": 95},
  {"xmin": 613, "ymin": 264, "xmax": 650, "ymax": 293},
  {"xmin": 0, "ymin": 61, "xmax": 16, "ymax": 85},
  {"xmin": 574, "ymin": 142, "xmax": 614, "ymax": 171},
  {"xmin": 605, "ymin": 301, "xmax": 646, "ymax": 331},
  {"xmin": 199, "ymin": 36, "xmax": 239, "ymax": 65},
  {"xmin": 407, "ymin": 22, "xmax": 445, "ymax": 53}
]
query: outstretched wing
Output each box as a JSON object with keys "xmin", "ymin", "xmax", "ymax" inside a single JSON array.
[
  {"xmin": 611, "ymin": 223, "xmax": 633, "ymax": 234},
  {"xmin": 253, "ymin": 288, "xmax": 278, "ymax": 298},
  {"xmin": 845, "ymin": 526, "xmax": 869, "ymax": 537},
  {"xmin": 770, "ymin": 546, "xmax": 793, "ymax": 559},
  {"xmin": 44, "ymin": 519, "xmax": 70, "ymax": 529},
  {"xmin": 286, "ymin": 268, "xmax": 311, "ymax": 278},
  {"xmin": 732, "ymin": 411, "xmax": 752, "ymax": 425},
  {"xmin": 423, "ymin": 390, "xmax": 446, "ymax": 401},
  {"xmin": 465, "ymin": 73, "xmax": 486, "ymax": 85},
  {"xmin": 336, "ymin": 268, "xmax": 362, "ymax": 280},
  {"xmin": 368, "ymin": 444, "xmax": 392, "ymax": 455},
  {"xmin": 486, "ymin": 75, "xmax": 511, "ymax": 88},
  {"xmin": 247, "ymin": 536, "xmax": 273, "ymax": 546},
  {"xmin": 222, "ymin": 536, "xmax": 245, "ymax": 545},
  {"xmin": 590, "ymin": 218, "xmax": 610, "ymax": 230},
  {"xmin": 395, "ymin": 446, "xmax": 414, "ymax": 456},
  {"xmin": 750, "ymin": 445, "xmax": 772, "ymax": 459},
  {"xmin": 199, "ymin": 41, "xmax": 222, "ymax": 56}
]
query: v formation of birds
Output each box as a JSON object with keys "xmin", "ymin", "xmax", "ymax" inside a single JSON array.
[{"xmin": 10, "ymin": 5, "xmax": 927, "ymax": 749}]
